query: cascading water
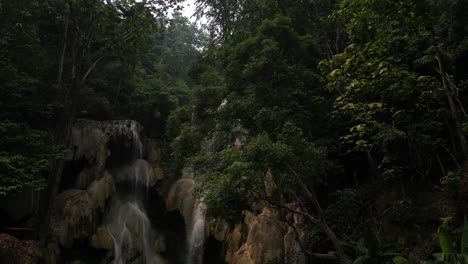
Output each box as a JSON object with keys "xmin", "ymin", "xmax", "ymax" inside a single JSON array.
[
  {"xmin": 106, "ymin": 122, "xmax": 161, "ymax": 264},
  {"xmin": 167, "ymin": 167, "xmax": 207, "ymax": 264},
  {"xmin": 107, "ymin": 201, "xmax": 157, "ymax": 264},
  {"xmin": 185, "ymin": 201, "xmax": 206, "ymax": 264}
]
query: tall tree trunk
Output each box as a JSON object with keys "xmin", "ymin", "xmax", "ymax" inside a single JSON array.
[
  {"xmin": 430, "ymin": 27, "xmax": 467, "ymax": 158},
  {"xmin": 293, "ymin": 172, "xmax": 348, "ymax": 264},
  {"xmin": 39, "ymin": 27, "xmax": 83, "ymax": 252}
]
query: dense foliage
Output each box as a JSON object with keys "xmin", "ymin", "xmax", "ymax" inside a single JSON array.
[
  {"xmin": 0, "ymin": 0, "xmax": 200, "ymax": 194},
  {"xmin": 170, "ymin": 0, "xmax": 468, "ymax": 263},
  {"xmin": 2, "ymin": 0, "xmax": 468, "ymax": 263}
]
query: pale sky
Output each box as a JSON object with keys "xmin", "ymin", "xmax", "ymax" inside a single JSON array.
[
  {"xmin": 181, "ymin": 0, "xmax": 197, "ymax": 21},
  {"xmin": 179, "ymin": 0, "xmax": 209, "ymax": 27}
]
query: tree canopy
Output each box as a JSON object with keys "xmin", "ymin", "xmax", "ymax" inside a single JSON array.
[{"xmin": 2, "ymin": 0, "xmax": 468, "ymax": 262}]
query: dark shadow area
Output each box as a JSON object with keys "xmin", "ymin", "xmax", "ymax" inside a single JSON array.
[
  {"xmin": 106, "ymin": 134, "xmax": 136, "ymax": 168},
  {"xmin": 60, "ymin": 238, "xmax": 109, "ymax": 264},
  {"xmin": 160, "ymin": 210, "xmax": 187, "ymax": 264},
  {"xmin": 203, "ymin": 235, "xmax": 225, "ymax": 264},
  {"xmin": 60, "ymin": 157, "xmax": 89, "ymax": 191}
]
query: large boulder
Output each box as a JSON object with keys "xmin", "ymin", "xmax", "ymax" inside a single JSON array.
[
  {"xmin": 90, "ymin": 225, "xmax": 113, "ymax": 250},
  {"xmin": 51, "ymin": 172, "xmax": 114, "ymax": 247},
  {"xmin": 0, "ymin": 233, "xmax": 41, "ymax": 264},
  {"xmin": 241, "ymin": 208, "xmax": 287, "ymax": 264},
  {"xmin": 207, "ymin": 205, "xmax": 308, "ymax": 264},
  {"xmin": 221, "ymin": 208, "xmax": 287, "ymax": 264},
  {"xmin": 166, "ymin": 167, "xmax": 196, "ymax": 230}
]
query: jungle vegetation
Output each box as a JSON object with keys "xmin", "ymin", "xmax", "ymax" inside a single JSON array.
[{"xmin": 1, "ymin": 0, "xmax": 468, "ymax": 263}]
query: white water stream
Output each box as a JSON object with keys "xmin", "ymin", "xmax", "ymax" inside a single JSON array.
[
  {"xmin": 102, "ymin": 122, "xmax": 207, "ymax": 264},
  {"xmin": 106, "ymin": 123, "xmax": 162, "ymax": 264},
  {"xmin": 185, "ymin": 201, "xmax": 206, "ymax": 264}
]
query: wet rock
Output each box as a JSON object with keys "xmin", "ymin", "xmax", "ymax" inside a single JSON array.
[
  {"xmin": 284, "ymin": 204, "xmax": 306, "ymax": 264},
  {"xmin": 70, "ymin": 120, "xmax": 143, "ymax": 189},
  {"xmin": 0, "ymin": 233, "xmax": 41, "ymax": 264},
  {"xmin": 166, "ymin": 168, "xmax": 196, "ymax": 229},
  {"xmin": 208, "ymin": 219, "xmax": 231, "ymax": 242},
  {"xmin": 45, "ymin": 242, "xmax": 60, "ymax": 264},
  {"xmin": 114, "ymin": 159, "xmax": 158, "ymax": 187},
  {"xmin": 144, "ymin": 139, "xmax": 161, "ymax": 166},
  {"xmin": 88, "ymin": 172, "xmax": 114, "ymax": 209},
  {"xmin": 154, "ymin": 166, "xmax": 165, "ymax": 181},
  {"xmin": 51, "ymin": 189, "xmax": 95, "ymax": 247},
  {"xmin": 51, "ymin": 172, "xmax": 114, "ymax": 247},
  {"xmin": 243, "ymin": 208, "xmax": 287, "ymax": 263},
  {"xmin": 214, "ymin": 208, "xmax": 289, "ymax": 264},
  {"xmin": 90, "ymin": 226, "xmax": 113, "ymax": 250},
  {"xmin": 154, "ymin": 234, "xmax": 166, "ymax": 253},
  {"xmin": 224, "ymin": 223, "xmax": 246, "ymax": 263}
]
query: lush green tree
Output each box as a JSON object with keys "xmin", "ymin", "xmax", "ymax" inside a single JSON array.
[
  {"xmin": 127, "ymin": 12, "xmax": 206, "ymax": 137},
  {"xmin": 172, "ymin": 0, "xmax": 468, "ymax": 262},
  {"xmin": 322, "ymin": 0, "xmax": 468, "ymax": 181},
  {"xmin": 183, "ymin": 16, "xmax": 347, "ymax": 262},
  {"xmin": 0, "ymin": 0, "xmax": 64, "ymax": 195},
  {"xmin": 0, "ymin": 122, "xmax": 63, "ymax": 195}
]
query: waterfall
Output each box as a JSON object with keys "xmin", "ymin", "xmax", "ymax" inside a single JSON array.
[
  {"xmin": 108, "ymin": 201, "xmax": 157, "ymax": 264},
  {"xmin": 106, "ymin": 122, "xmax": 161, "ymax": 264},
  {"xmin": 186, "ymin": 201, "xmax": 206, "ymax": 264},
  {"xmin": 166, "ymin": 167, "xmax": 207, "ymax": 264},
  {"xmin": 130, "ymin": 121, "xmax": 143, "ymax": 159}
]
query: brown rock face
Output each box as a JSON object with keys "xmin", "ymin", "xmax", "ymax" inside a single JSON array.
[
  {"xmin": 90, "ymin": 226, "xmax": 113, "ymax": 250},
  {"xmin": 50, "ymin": 172, "xmax": 114, "ymax": 247},
  {"xmin": 244, "ymin": 209, "xmax": 287, "ymax": 263},
  {"xmin": 70, "ymin": 119, "xmax": 143, "ymax": 189},
  {"xmin": 208, "ymin": 206, "xmax": 308, "ymax": 264},
  {"xmin": 221, "ymin": 208, "xmax": 288, "ymax": 264},
  {"xmin": 166, "ymin": 167, "xmax": 196, "ymax": 229},
  {"xmin": 0, "ymin": 233, "xmax": 41, "ymax": 264}
]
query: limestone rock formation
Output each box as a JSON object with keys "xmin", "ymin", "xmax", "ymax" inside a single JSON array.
[
  {"xmin": 206, "ymin": 206, "xmax": 309, "ymax": 264},
  {"xmin": 90, "ymin": 225, "xmax": 114, "ymax": 250},
  {"xmin": 70, "ymin": 119, "xmax": 143, "ymax": 189},
  {"xmin": 166, "ymin": 167, "xmax": 196, "ymax": 229},
  {"xmin": 223, "ymin": 208, "xmax": 288, "ymax": 264},
  {"xmin": 48, "ymin": 119, "xmax": 176, "ymax": 263},
  {"xmin": 51, "ymin": 172, "xmax": 114, "ymax": 247},
  {"xmin": 166, "ymin": 165, "xmax": 307, "ymax": 264}
]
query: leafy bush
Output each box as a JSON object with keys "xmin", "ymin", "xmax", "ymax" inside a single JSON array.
[{"xmin": 0, "ymin": 121, "xmax": 63, "ymax": 195}]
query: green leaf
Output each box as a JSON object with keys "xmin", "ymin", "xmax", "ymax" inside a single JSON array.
[{"xmin": 438, "ymin": 227, "xmax": 455, "ymax": 254}]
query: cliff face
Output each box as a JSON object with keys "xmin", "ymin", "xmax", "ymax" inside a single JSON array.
[
  {"xmin": 163, "ymin": 123, "xmax": 309, "ymax": 264},
  {"xmin": 57, "ymin": 121, "xmax": 305, "ymax": 264},
  {"xmin": 204, "ymin": 207, "xmax": 307, "ymax": 264},
  {"xmin": 165, "ymin": 166, "xmax": 306, "ymax": 264}
]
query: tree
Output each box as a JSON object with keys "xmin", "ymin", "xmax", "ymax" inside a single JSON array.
[
  {"xmin": 321, "ymin": 0, "xmax": 468, "ymax": 182},
  {"xmin": 0, "ymin": 122, "xmax": 63, "ymax": 196},
  {"xmin": 0, "ymin": 0, "xmax": 64, "ymax": 196},
  {"xmin": 34, "ymin": 0, "xmax": 185, "ymax": 246},
  {"xmin": 186, "ymin": 16, "xmax": 348, "ymax": 263}
]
